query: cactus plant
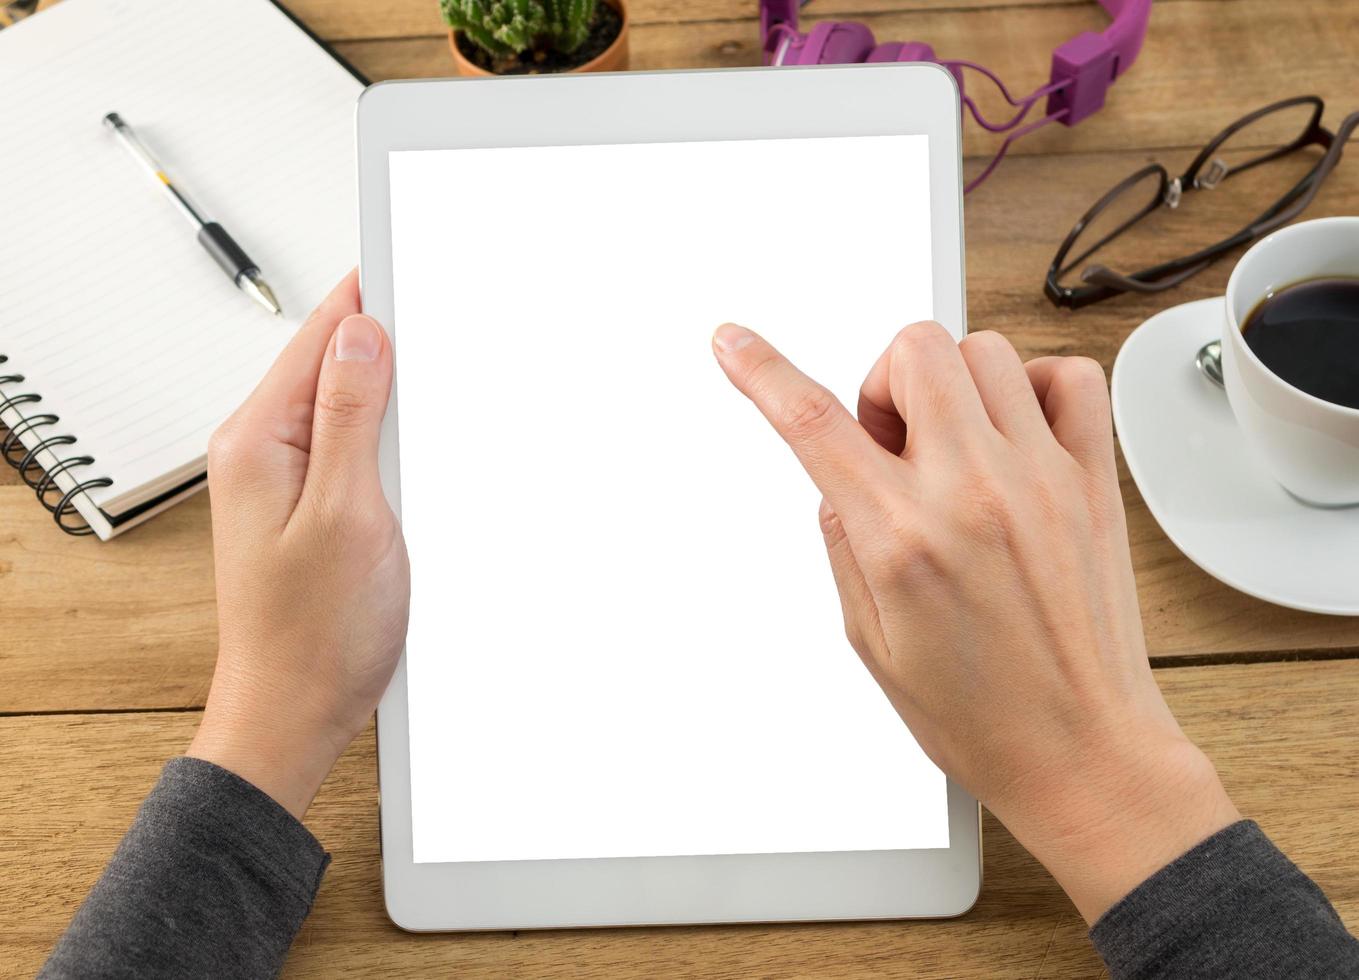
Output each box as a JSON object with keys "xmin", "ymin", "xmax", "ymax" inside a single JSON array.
[{"xmin": 440, "ymin": 0, "xmax": 599, "ymax": 58}]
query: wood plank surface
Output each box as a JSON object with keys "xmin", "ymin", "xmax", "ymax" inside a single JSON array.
[
  {"xmin": 328, "ymin": 0, "xmax": 1359, "ymax": 161},
  {"xmin": 5, "ymin": 141, "xmax": 1358, "ymax": 712},
  {"xmin": 5, "ymin": 450, "xmax": 1359, "ymax": 714},
  {"xmin": 0, "ymin": 487, "xmax": 218, "ymax": 712},
  {"xmin": 5, "ymin": 1, "xmax": 1359, "ymax": 976},
  {"xmin": 286, "ymin": 0, "xmax": 1083, "ymax": 41},
  {"xmin": 4, "ymin": 657, "xmax": 1356, "ymax": 978}
]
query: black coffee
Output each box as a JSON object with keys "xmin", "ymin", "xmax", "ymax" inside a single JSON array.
[{"xmin": 1242, "ymin": 277, "xmax": 1359, "ymax": 410}]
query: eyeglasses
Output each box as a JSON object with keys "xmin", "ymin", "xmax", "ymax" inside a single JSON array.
[{"xmin": 1046, "ymin": 97, "xmax": 1359, "ymax": 310}]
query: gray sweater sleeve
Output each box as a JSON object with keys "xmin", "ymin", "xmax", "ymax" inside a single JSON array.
[
  {"xmin": 39, "ymin": 767, "xmax": 1358, "ymax": 979},
  {"xmin": 39, "ymin": 756, "xmax": 329, "ymax": 980},
  {"xmin": 1091, "ymin": 820, "xmax": 1359, "ymax": 979}
]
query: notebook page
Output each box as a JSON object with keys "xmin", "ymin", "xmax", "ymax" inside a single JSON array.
[{"xmin": 0, "ymin": 0, "xmax": 360, "ymax": 518}]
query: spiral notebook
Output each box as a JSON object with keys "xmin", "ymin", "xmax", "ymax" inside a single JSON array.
[{"xmin": 0, "ymin": 0, "xmax": 363, "ymax": 539}]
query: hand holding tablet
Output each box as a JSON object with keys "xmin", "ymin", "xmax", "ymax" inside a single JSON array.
[{"xmin": 188, "ymin": 272, "xmax": 410, "ymax": 823}]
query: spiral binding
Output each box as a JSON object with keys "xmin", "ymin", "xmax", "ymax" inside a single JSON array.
[{"xmin": 0, "ymin": 353, "xmax": 113, "ymax": 536}]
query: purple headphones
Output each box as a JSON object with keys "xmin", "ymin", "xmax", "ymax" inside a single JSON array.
[{"xmin": 760, "ymin": 0, "xmax": 1153, "ymax": 191}]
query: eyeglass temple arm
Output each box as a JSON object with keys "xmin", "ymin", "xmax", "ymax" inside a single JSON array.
[
  {"xmin": 1079, "ymin": 260, "xmax": 1211, "ymax": 294},
  {"xmin": 1245, "ymin": 111, "xmax": 1359, "ymax": 238}
]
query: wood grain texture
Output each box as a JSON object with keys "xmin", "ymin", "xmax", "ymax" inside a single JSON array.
[
  {"xmin": 4, "ymin": 658, "xmax": 1356, "ymax": 978},
  {"xmin": 5, "ymin": 455, "xmax": 1358, "ymax": 714},
  {"xmin": 5, "ymin": 142, "xmax": 1357, "ymax": 712},
  {"xmin": 285, "ymin": 0, "xmax": 1082, "ymax": 41},
  {"xmin": 329, "ymin": 0, "xmax": 1359, "ymax": 161},
  {"xmin": 4, "ymin": 1, "xmax": 1359, "ymax": 973},
  {"xmin": 0, "ymin": 488, "xmax": 218, "ymax": 712}
]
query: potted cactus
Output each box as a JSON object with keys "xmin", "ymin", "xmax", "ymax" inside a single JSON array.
[{"xmin": 440, "ymin": 0, "xmax": 629, "ymax": 76}]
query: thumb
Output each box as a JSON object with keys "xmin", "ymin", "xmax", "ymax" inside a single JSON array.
[{"xmin": 302, "ymin": 313, "xmax": 393, "ymax": 507}]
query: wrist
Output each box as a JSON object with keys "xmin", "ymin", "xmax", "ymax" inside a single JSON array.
[
  {"xmin": 187, "ymin": 679, "xmax": 351, "ymax": 821},
  {"xmin": 994, "ymin": 729, "xmax": 1240, "ymax": 924}
]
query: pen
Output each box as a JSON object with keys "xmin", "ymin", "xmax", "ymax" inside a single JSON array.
[{"xmin": 102, "ymin": 111, "xmax": 282, "ymax": 316}]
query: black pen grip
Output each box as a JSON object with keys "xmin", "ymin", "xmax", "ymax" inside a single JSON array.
[{"xmin": 197, "ymin": 222, "xmax": 257, "ymax": 282}]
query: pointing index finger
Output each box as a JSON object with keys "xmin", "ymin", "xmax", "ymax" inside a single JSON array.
[{"xmin": 712, "ymin": 322, "xmax": 895, "ymax": 516}]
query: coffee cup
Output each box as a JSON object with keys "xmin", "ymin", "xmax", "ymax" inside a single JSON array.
[{"xmin": 1221, "ymin": 216, "xmax": 1359, "ymax": 506}]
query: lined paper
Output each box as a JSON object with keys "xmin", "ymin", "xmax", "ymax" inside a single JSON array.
[{"xmin": 0, "ymin": 0, "xmax": 360, "ymax": 533}]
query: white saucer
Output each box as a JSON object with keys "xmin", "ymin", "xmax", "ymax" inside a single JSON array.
[{"xmin": 1111, "ymin": 296, "xmax": 1359, "ymax": 616}]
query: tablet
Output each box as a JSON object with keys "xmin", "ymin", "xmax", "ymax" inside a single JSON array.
[{"xmin": 358, "ymin": 64, "xmax": 979, "ymax": 932}]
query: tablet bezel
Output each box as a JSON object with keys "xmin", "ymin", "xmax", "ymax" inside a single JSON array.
[{"xmin": 358, "ymin": 63, "xmax": 979, "ymax": 932}]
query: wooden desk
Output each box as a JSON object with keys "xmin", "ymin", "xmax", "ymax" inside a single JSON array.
[{"xmin": 4, "ymin": 0, "xmax": 1358, "ymax": 975}]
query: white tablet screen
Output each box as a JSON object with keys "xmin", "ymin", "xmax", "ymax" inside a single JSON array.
[{"xmin": 389, "ymin": 134, "xmax": 948, "ymax": 865}]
